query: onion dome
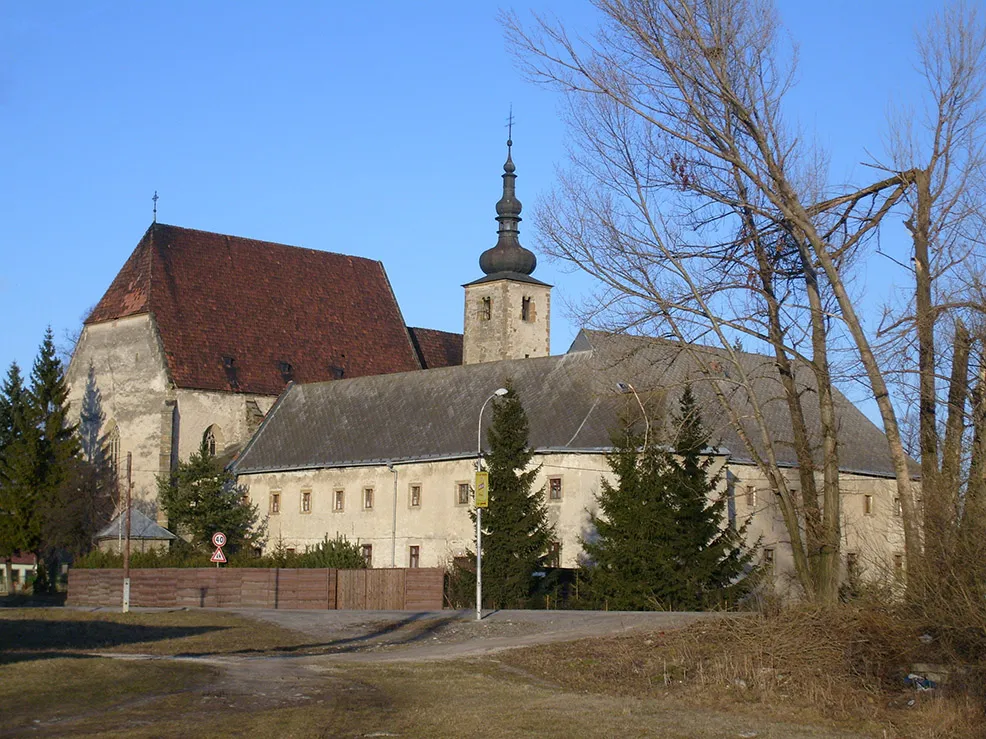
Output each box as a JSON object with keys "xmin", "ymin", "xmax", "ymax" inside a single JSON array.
[{"xmin": 478, "ymin": 138, "xmax": 537, "ymax": 276}]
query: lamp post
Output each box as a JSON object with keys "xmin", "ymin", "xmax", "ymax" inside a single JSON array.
[
  {"xmin": 476, "ymin": 387, "xmax": 508, "ymax": 621},
  {"xmin": 616, "ymin": 382, "xmax": 649, "ymax": 449}
]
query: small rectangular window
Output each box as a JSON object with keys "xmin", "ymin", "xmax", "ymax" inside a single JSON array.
[
  {"xmin": 410, "ymin": 484, "xmax": 421, "ymax": 508},
  {"xmin": 270, "ymin": 491, "xmax": 281, "ymax": 515},
  {"xmin": 763, "ymin": 548, "xmax": 775, "ymax": 573},
  {"xmin": 361, "ymin": 544, "xmax": 373, "ymax": 567},
  {"xmin": 364, "ymin": 487, "xmax": 374, "ymax": 510},
  {"xmin": 893, "ymin": 552, "xmax": 904, "ymax": 578},
  {"xmin": 521, "ymin": 296, "xmax": 533, "ymax": 322},
  {"xmin": 480, "ymin": 296, "xmax": 492, "ymax": 321},
  {"xmin": 893, "ymin": 497, "xmax": 901, "ymax": 516},
  {"xmin": 409, "ymin": 545, "xmax": 420, "ymax": 568},
  {"xmin": 864, "ymin": 495, "xmax": 873, "ymax": 515},
  {"xmin": 301, "ymin": 490, "xmax": 312, "ymax": 513},
  {"xmin": 334, "ymin": 489, "xmax": 345, "ymax": 512},
  {"xmin": 746, "ymin": 485, "xmax": 756, "ymax": 508},
  {"xmin": 846, "ymin": 552, "xmax": 859, "ymax": 577},
  {"xmin": 546, "ymin": 541, "xmax": 561, "ymax": 568},
  {"xmin": 548, "ymin": 477, "xmax": 562, "ymax": 501},
  {"xmin": 456, "ymin": 482, "xmax": 471, "ymax": 505}
]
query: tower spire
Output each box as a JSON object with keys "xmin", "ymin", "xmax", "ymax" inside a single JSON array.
[{"xmin": 478, "ymin": 111, "xmax": 537, "ymax": 276}]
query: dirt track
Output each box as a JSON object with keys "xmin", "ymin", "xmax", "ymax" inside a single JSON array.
[{"xmin": 229, "ymin": 607, "xmax": 727, "ymax": 661}]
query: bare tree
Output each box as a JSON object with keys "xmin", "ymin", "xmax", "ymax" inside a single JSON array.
[{"xmin": 505, "ymin": 0, "xmax": 986, "ymax": 600}]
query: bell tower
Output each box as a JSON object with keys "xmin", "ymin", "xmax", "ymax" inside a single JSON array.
[{"xmin": 462, "ymin": 134, "xmax": 551, "ymax": 365}]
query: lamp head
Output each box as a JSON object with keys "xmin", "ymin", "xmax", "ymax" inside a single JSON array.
[{"xmin": 494, "ymin": 387, "xmax": 508, "ymax": 397}]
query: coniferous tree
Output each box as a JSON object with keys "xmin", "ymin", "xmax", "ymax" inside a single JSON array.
[
  {"xmin": 583, "ymin": 385, "xmax": 755, "ymax": 610},
  {"xmin": 474, "ymin": 381, "xmax": 554, "ymax": 608},
  {"xmin": 158, "ymin": 440, "xmax": 264, "ymax": 554},
  {"xmin": 0, "ymin": 362, "xmax": 28, "ymax": 590},
  {"xmin": 44, "ymin": 363, "xmax": 115, "ymax": 559}
]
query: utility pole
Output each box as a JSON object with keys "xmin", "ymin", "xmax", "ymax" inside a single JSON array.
[{"xmin": 123, "ymin": 452, "xmax": 132, "ymax": 613}]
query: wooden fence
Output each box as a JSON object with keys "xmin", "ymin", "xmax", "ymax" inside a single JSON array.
[{"xmin": 66, "ymin": 567, "xmax": 444, "ymax": 611}]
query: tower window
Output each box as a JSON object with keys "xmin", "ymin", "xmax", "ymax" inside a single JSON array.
[
  {"xmin": 521, "ymin": 296, "xmax": 534, "ymax": 322},
  {"xmin": 480, "ymin": 296, "xmax": 492, "ymax": 321}
]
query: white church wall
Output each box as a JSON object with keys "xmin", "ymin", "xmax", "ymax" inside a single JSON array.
[
  {"xmin": 174, "ymin": 388, "xmax": 276, "ymax": 462},
  {"xmin": 66, "ymin": 315, "xmax": 173, "ymax": 519}
]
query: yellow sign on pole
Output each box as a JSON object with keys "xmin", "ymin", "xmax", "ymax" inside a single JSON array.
[{"xmin": 475, "ymin": 471, "xmax": 489, "ymax": 508}]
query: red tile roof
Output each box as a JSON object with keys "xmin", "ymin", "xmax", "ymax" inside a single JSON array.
[
  {"xmin": 407, "ymin": 327, "xmax": 463, "ymax": 369},
  {"xmin": 87, "ymin": 224, "xmax": 424, "ymax": 395}
]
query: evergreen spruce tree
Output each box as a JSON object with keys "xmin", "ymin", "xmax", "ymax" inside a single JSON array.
[
  {"xmin": 0, "ymin": 362, "xmax": 28, "ymax": 590},
  {"xmin": 0, "ymin": 330, "xmax": 80, "ymax": 591},
  {"xmin": 158, "ymin": 440, "xmax": 264, "ymax": 554},
  {"xmin": 475, "ymin": 381, "xmax": 554, "ymax": 608},
  {"xmin": 583, "ymin": 385, "xmax": 755, "ymax": 610},
  {"xmin": 44, "ymin": 363, "xmax": 115, "ymax": 559}
]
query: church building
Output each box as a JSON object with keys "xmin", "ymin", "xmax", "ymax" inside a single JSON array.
[
  {"xmin": 230, "ymin": 140, "xmax": 908, "ymax": 591},
  {"xmin": 66, "ymin": 223, "xmax": 462, "ymax": 521}
]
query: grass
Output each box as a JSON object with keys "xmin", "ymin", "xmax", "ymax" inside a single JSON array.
[
  {"xmin": 1, "ymin": 605, "xmax": 981, "ymax": 738},
  {"xmin": 0, "ymin": 607, "xmax": 315, "ymax": 660}
]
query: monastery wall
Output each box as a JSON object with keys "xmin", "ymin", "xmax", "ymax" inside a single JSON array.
[{"xmin": 238, "ymin": 453, "xmax": 905, "ymax": 588}]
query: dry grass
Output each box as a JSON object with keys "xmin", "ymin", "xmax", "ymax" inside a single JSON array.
[{"xmin": 498, "ymin": 604, "xmax": 986, "ymax": 739}]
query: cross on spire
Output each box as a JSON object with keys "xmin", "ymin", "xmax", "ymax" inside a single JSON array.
[
  {"xmin": 152, "ymin": 191, "xmax": 159, "ymax": 223},
  {"xmin": 506, "ymin": 105, "xmax": 514, "ymax": 147}
]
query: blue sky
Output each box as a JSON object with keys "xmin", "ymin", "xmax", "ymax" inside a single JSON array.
[{"xmin": 0, "ymin": 1, "xmax": 936, "ymax": 397}]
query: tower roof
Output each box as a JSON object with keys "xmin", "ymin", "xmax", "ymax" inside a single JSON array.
[{"xmin": 477, "ymin": 136, "xmax": 539, "ymax": 279}]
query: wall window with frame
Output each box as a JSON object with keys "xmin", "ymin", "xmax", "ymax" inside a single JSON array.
[
  {"xmin": 546, "ymin": 541, "xmax": 561, "ymax": 568},
  {"xmin": 270, "ymin": 491, "xmax": 281, "ymax": 515},
  {"xmin": 763, "ymin": 547, "xmax": 775, "ymax": 574},
  {"xmin": 548, "ymin": 477, "xmax": 562, "ymax": 501},
  {"xmin": 746, "ymin": 485, "xmax": 756, "ymax": 508},
  {"xmin": 409, "ymin": 484, "xmax": 422, "ymax": 508},
  {"xmin": 409, "ymin": 545, "xmax": 420, "ymax": 568},
  {"xmin": 301, "ymin": 490, "xmax": 312, "ymax": 514},
  {"xmin": 893, "ymin": 552, "xmax": 904, "ymax": 578},
  {"xmin": 456, "ymin": 482, "xmax": 471, "ymax": 505},
  {"xmin": 363, "ymin": 487, "xmax": 374, "ymax": 510},
  {"xmin": 333, "ymin": 489, "xmax": 345, "ymax": 512},
  {"xmin": 361, "ymin": 544, "xmax": 373, "ymax": 567},
  {"xmin": 893, "ymin": 497, "xmax": 901, "ymax": 516},
  {"xmin": 864, "ymin": 494, "xmax": 874, "ymax": 515}
]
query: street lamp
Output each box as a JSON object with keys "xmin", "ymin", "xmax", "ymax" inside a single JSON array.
[
  {"xmin": 616, "ymin": 382, "xmax": 650, "ymax": 449},
  {"xmin": 476, "ymin": 387, "xmax": 508, "ymax": 621}
]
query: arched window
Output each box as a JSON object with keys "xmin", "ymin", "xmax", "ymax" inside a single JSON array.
[{"xmin": 203, "ymin": 425, "xmax": 224, "ymax": 457}]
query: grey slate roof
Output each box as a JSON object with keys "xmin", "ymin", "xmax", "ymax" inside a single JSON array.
[
  {"xmin": 96, "ymin": 510, "xmax": 177, "ymax": 541},
  {"xmin": 233, "ymin": 330, "xmax": 908, "ymax": 479}
]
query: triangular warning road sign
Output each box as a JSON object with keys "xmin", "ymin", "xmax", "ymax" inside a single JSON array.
[{"xmin": 211, "ymin": 547, "xmax": 227, "ymax": 563}]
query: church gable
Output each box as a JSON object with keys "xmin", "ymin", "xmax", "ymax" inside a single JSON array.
[{"xmin": 86, "ymin": 223, "xmax": 425, "ymax": 396}]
